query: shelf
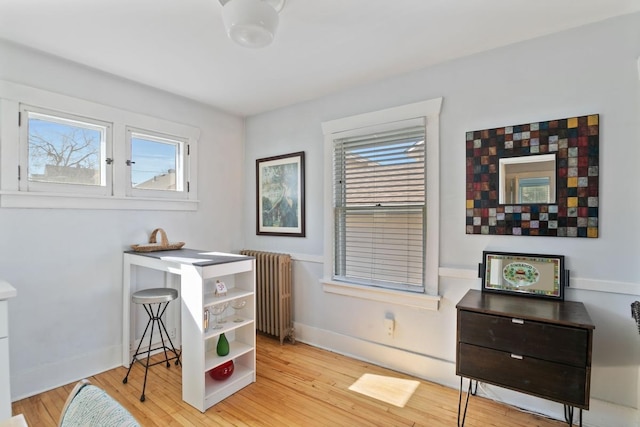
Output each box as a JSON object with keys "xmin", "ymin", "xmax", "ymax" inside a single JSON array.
[
  {"xmin": 204, "ymin": 363, "xmax": 255, "ymax": 408},
  {"xmin": 204, "ymin": 317, "xmax": 253, "ymax": 340},
  {"xmin": 204, "ymin": 288, "xmax": 253, "ymax": 308},
  {"xmin": 204, "ymin": 341, "xmax": 253, "ymax": 372}
]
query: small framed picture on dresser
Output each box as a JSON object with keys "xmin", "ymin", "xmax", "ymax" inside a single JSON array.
[{"xmin": 480, "ymin": 251, "xmax": 567, "ymax": 300}]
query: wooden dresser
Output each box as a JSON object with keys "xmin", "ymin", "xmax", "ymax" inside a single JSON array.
[{"xmin": 456, "ymin": 289, "xmax": 594, "ymax": 424}]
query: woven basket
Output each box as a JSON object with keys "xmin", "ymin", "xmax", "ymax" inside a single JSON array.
[{"xmin": 130, "ymin": 228, "xmax": 185, "ymax": 252}]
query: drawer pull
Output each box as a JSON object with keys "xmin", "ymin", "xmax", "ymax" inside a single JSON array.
[
  {"xmin": 511, "ymin": 318, "xmax": 524, "ymax": 324},
  {"xmin": 510, "ymin": 354, "xmax": 523, "ymax": 360}
]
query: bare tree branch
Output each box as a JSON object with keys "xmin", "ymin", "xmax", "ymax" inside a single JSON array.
[{"xmin": 29, "ymin": 128, "xmax": 99, "ymax": 169}]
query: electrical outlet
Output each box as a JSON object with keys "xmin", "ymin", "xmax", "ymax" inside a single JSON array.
[
  {"xmin": 384, "ymin": 317, "xmax": 395, "ymax": 336},
  {"xmin": 169, "ymin": 328, "xmax": 176, "ymax": 339}
]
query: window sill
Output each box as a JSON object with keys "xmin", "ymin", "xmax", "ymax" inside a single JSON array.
[
  {"xmin": 0, "ymin": 191, "xmax": 198, "ymax": 211},
  {"xmin": 320, "ymin": 279, "xmax": 440, "ymax": 311}
]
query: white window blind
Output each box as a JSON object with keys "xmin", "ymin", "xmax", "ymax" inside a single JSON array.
[{"xmin": 333, "ymin": 119, "xmax": 426, "ymax": 292}]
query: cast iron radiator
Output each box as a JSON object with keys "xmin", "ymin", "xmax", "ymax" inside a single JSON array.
[{"xmin": 240, "ymin": 250, "xmax": 295, "ymax": 344}]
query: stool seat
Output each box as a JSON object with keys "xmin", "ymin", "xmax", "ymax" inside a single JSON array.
[{"xmin": 132, "ymin": 288, "xmax": 178, "ymax": 305}]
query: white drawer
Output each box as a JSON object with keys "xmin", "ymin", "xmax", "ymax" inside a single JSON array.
[{"xmin": 0, "ymin": 301, "xmax": 7, "ymax": 339}]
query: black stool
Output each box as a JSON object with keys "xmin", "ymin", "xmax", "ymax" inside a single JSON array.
[{"xmin": 123, "ymin": 288, "xmax": 181, "ymax": 402}]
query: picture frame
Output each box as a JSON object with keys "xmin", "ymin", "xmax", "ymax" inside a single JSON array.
[
  {"xmin": 256, "ymin": 151, "xmax": 305, "ymax": 237},
  {"xmin": 479, "ymin": 251, "xmax": 567, "ymax": 300},
  {"xmin": 465, "ymin": 114, "xmax": 599, "ymax": 238}
]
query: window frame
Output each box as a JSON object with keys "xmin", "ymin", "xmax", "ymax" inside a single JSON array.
[
  {"xmin": 126, "ymin": 127, "xmax": 189, "ymax": 200},
  {"xmin": 19, "ymin": 105, "xmax": 113, "ymax": 196},
  {"xmin": 0, "ymin": 80, "xmax": 199, "ymax": 211},
  {"xmin": 321, "ymin": 98, "xmax": 443, "ymax": 309}
]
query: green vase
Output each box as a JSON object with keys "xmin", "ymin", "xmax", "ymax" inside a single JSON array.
[{"xmin": 216, "ymin": 333, "xmax": 229, "ymax": 356}]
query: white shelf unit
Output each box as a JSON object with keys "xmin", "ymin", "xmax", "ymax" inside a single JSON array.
[
  {"xmin": 122, "ymin": 250, "xmax": 255, "ymax": 413},
  {"xmin": 180, "ymin": 256, "xmax": 256, "ymax": 413}
]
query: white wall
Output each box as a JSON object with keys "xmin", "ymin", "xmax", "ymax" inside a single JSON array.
[
  {"xmin": 243, "ymin": 13, "xmax": 640, "ymax": 427},
  {"xmin": 1, "ymin": 11, "xmax": 639, "ymax": 427},
  {"xmin": 0, "ymin": 40, "xmax": 246, "ymax": 398}
]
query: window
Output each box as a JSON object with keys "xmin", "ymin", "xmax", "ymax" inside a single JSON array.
[
  {"xmin": 0, "ymin": 80, "xmax": 199, "ymax": 210},
  {"xmin": 127, "ymin": 128, "xmax": 187, "ymax": 199},
  {"xmin": 322, "ymin": 98, "xmax": 442, "ymax": 306},
  {"xmin": 20, "ymin": 106, "xmax": 112, "ymax": 196},
  {"xmin": 518, "ymin": 177, "xmax": 551, "ymax": 203},
  {"xmin": 333, "ymin": 120, "xmax": 426, "ymax": 292}
]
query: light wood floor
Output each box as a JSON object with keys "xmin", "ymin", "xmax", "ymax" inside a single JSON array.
[{"xmin": 12, "ymin": 334, "xmax": 566, "ymax": 426}]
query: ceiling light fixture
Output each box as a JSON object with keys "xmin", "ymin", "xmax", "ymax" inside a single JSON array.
[{"xmin": 220, "ymin": 0, "xmax": 285, "ymax": 48}]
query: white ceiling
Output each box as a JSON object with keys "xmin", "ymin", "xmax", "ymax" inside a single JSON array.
[{"xmin": 1, "ymin": 0, "xmax": 639, "ymax": 117}]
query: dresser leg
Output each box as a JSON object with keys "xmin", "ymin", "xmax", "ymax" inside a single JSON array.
[
  {"xmin": 564, "ymin": 405, "xmax": 582, "ymax": 426},
  {"xmin": 457, "ymin": 378, "xmax": 477, "ymax": 426}
]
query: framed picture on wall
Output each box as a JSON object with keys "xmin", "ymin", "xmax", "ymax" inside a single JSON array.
[
  {"xmin": 479, "ymin": 251, "xmax": 567, "ymax": 300},
  {"xmin": 256, "ymin": 151, "xmax": 305, "ymax": 237}
]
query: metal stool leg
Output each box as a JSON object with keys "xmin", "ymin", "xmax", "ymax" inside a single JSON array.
[
  {"xmin": 155, "ymin": 302, "xmax": 181, "ymax": 367},
  {"xmin": 122, "ymin": 309, "xmax": 154, "ymax": 385},
  {"xmin": 123, "ymin": 299, "xmax": 180, "ymax": 402},
  {"xmin": 138, "ymin": 302, "xmax": 158, "ymax": 402}
]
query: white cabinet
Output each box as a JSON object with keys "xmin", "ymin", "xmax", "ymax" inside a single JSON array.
[
  {"xmin": 123, "ymin": 250, "xmax": 255, "ymax": 413},
  {"xmin": 0, "ymin": 302, "xmax": 10, "ymax": 420},
  {"xmin": 180, "ymin": 256, "xmax": 255, "ymax": 412},
  {"xmin": 0, "ymin": 280, "xmax": 17, "ymax": 420}
]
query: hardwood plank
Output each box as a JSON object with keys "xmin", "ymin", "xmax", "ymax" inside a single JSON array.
[{"xmin": 12, "ymin": 334, "xmax": 566, "ymax": 426}]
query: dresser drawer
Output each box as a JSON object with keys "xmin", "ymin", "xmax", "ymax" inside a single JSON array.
[
  {"xmin": 457, "ymin": 343, "xmax": 588, "ymax": 408},
  {"xmin": 458, "ymin": 310, "xmax": 588, "ymax": 367}
]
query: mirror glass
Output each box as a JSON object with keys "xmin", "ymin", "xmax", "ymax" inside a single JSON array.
[{"xmin": 498, "ymin": 154, "xmax": 556, "ymax": 204}]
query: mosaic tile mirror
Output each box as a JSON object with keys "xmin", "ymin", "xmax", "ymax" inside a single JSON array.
[{"xmin": 466, "ymin": 114, "xmax": 599, "ymax": 237}]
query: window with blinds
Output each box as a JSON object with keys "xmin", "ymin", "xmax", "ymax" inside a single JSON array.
[{"xmin": 333, "ymin": 120, "xmax": 426, "ymax": 292}]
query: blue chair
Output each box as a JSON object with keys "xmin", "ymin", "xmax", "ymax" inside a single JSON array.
[{"xmin": 58, "ymin": 379, "xmax": 139, "ymax": 427}]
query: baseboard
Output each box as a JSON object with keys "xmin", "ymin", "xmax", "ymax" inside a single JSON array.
[
  {"xmin": 11, "ymin": 344, "xmax": 122, "ymax": 401},
  {"xmin": 476, "ymin": 383, "xmax": 639, "ymax": 427},
  {"xmin": 293, "ymin": 322, "xmax": 639, "ymax": 427},
  {"xmin": 294, "ymin": 321, "xmax": 458, "ymax": 386}
]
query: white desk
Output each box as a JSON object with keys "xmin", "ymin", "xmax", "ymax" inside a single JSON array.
[
  {"xmin": 123, "ymin": 249, "xmax": 256, "ymax": 412},
  {"xmin": 0, "ymin": 280, "xmax": 17, "ymax": 420}
]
